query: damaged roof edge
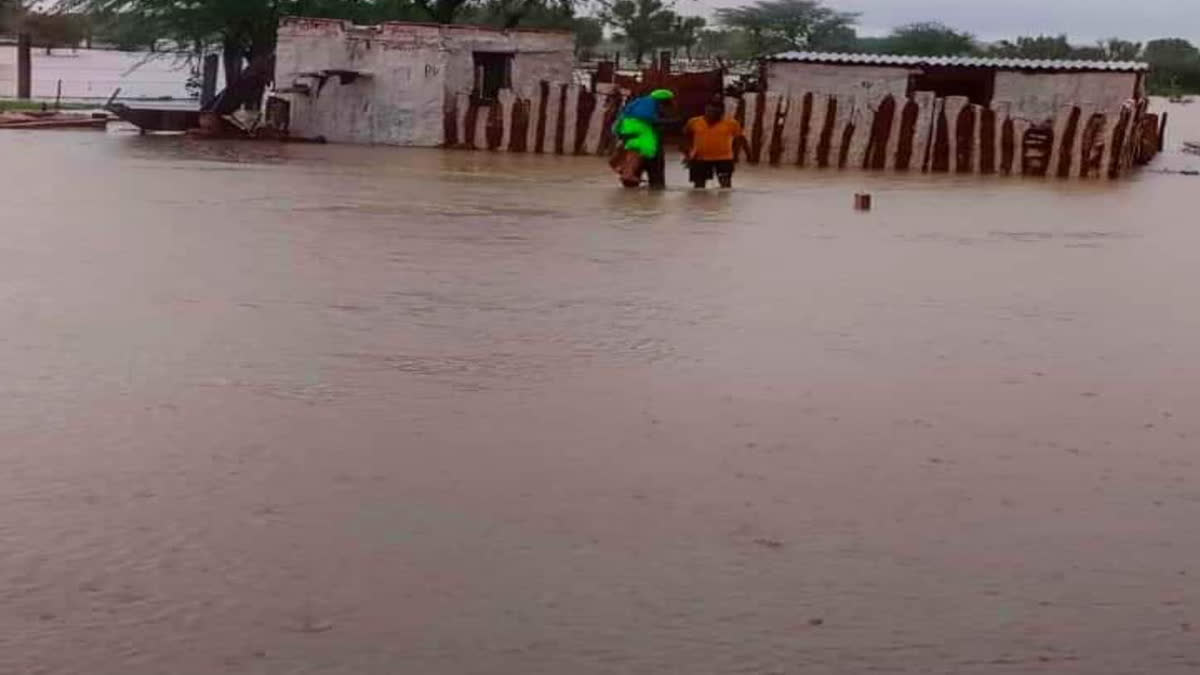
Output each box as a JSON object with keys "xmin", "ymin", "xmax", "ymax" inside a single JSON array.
[
  {"xmin": 764, "ymin": 51, "xmax": 1150, "ymax": 73},
  {"xmin": 279, "ymin": 15, "xmax": 574, "ymax": 35}
]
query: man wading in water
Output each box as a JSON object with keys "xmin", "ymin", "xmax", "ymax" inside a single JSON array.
[
  {"xmin": 681, "ymin": 100, "xmax": 748, "ymax": 189},
  {"xmin": 609, "ymin": 89, "xmax": 675, "ymax": 189}
]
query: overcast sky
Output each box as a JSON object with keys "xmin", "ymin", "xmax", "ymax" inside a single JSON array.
[{"xmin": 682, "ymin": 0, "xmax": 1200, "ymax": 44}]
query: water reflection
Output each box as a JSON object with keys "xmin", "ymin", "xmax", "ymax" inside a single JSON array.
[{"xmin": 0, "ymin": 101, "xmax": 1199, "ymax": 675}]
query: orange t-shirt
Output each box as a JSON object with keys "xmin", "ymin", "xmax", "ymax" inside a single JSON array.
[{"xmin": 685, "ymin": 117, "xmax": 743, "ymax": 161}]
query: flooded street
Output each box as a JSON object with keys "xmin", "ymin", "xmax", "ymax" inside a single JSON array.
[{"xmin": 3, "ymin": 104, "xmax": 1200, "ymax": 674}]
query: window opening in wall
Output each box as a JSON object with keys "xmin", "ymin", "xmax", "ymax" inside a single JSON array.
[
  {"xmin": 473, "ymin": 52, "xmax": 514, "ymax": 102},
  {"xmin": 908, "ymin": 67, "xmax": 995, "ymax": 106}
]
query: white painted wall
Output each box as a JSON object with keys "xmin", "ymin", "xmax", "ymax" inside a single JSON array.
[
  {"xmin": 274, "ymin": 18, "xmax": 574, "ymax": 146},
  {"xmin": 765, "ymin": 62, "xmax": 915, "ymax": 101},
  {"xmin": 992, "ymin": 71, "xmax": 1138, "ymax": 121},
  {"xmin": 766, "ymin": 61, "xmax": 1140, "ymax": 121}
]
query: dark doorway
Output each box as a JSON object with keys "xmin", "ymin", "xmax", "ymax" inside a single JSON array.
[
  {"xmin": 909, "ymin": 67, "xmax": 995, "ymax": 106},
  {"xmin": 473, "ymin": 52, "xmax": 513, "ymax": 103}
]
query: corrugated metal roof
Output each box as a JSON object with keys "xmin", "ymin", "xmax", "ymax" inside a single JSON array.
[{"xmin": 765, "ymin": 51, "xmax": 1149, "ymax": 72}]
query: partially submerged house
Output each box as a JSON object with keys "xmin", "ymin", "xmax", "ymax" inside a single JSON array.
[
  {"xmin": 747, "ymin": 51, "xmax": 1161, "ymax": 177},
  {"xmin": 273, "ymin": 17, "xmax": 575, "ymax": 145},
  {"xmin": 763, "ymin": 52, "xmax": 1149, "ymax": 118}
]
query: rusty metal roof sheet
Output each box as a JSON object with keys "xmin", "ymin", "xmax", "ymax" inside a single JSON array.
[{"xmin": 765, "ymin": 51, "xmax": 1149, "ymax": 72}]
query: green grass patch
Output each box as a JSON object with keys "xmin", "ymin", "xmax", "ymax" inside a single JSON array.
[{"xmin": 0, "ymin": 99, "xmax": 96, "ymax": 113}]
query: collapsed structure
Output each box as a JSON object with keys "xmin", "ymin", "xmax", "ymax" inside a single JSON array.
[{"xmin": 272, "ymin": 17, "xmax": 574, "ymax": 145}]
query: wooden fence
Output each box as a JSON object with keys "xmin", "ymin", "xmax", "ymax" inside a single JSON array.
[{"xmin": 445, "ymin": 82, "xmax": 1159, "ymax": 179}]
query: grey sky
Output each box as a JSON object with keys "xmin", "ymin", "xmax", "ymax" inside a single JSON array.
[{"xmin": 683, "ymin": 0, "xmax": 1200, "ymax": 44}]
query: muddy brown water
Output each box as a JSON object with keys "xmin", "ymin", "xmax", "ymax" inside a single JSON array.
[{"xmin": 3, "ymin": 103, "xmax": 1200, "ymax": 674}]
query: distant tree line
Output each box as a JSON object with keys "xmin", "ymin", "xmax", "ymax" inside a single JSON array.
[
  {"xmin": 603, "ymin": 0, "xmax": 1200, "ymax": 95},
  {"xmin": 4, "ymin": 0, "xmax": 1198, "ymax": 96}
]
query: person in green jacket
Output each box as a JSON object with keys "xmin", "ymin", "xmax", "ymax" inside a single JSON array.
[{"xmin": 610, "ymin": 88, "xmax": 674, "ymax": 189}]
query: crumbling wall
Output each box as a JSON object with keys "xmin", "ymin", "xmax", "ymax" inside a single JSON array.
[
  {"xmin": 276, "ymin": 18, "xmax": 446, "ymax": 145},
  {"xmin": 274, "ymin": 18, "xmax": 574, "ymax": 146}
]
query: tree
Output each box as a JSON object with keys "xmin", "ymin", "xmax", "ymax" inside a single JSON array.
[
  {"xmin": 715, "ymin": 0, "xmax": 858, "ymax": 57},
  {"xmin": 23, "ymin": 12, "xmax": 88, "ymax": 54},
  {"xmin": 667, "ymin": 15, "xmax": 705, "ymax": 59},
  {"xmin": 989, "ymin": 34, "xmax": 1074, "ymax": 60},
  {"xmin": 598, "ymin": 0, "xmax": 677, "ymax": 64},
  {"xmin": 694, "ymin": 27, "xmax": 756, "ymax": 62},
  {"xmin": 1098, "ymin": 37, "xmax": 1142, "ymax": 61},
  {"xmin": 883, "ymin": 21, "xmax": 975, "ymax": 56},
  {"xmin": 572, "ymin": 16, "xmax": 603, "ymax": 58},
  {"xmin": 1144, "ymin": 38, "xmax": 1200, "ymax": 94}
]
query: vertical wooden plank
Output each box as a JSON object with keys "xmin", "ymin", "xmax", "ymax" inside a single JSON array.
[
  {"xmin": 979, "ymin": 107, "xmax": 997, "ymax": 175},
  {"xmin": 524, "ymin": 91, "xmax": 540, "ymax": 153},
  {"xmin": 846, "ymin": 97, "xmax": 873, "ymax": 169},
  {"xmin": 830, "ymin": 95, "xmax": 856, "ymax": 169},
  {"xmin": 796, "ymin": 93, "xmax": 814, "ymax": 167},
  {"xmin": 893, "ymin": 97, "xmax": 919, "ymax": 170},
  {"xmin": 509, "ymin": 97, "xmax": 529, "ymax": 152},
  {"xmin": 473, "ymin": 102, "xmax": 488, "ymax": 150},
  {"xmin": 1010, "ymin": 119, "xmax": 1031, "ymax": 175},
  {"xmin": 864, "ymin": 95, "xmax": 896, "ymax": 170},
  {"xmin": 930, "ymin": 102, "xmax": 951, "ymax": 173},
  {"xmin": 815, "ymin": 95, "xmax": 837, "ymax": 168},
  {"xmin": 1056, "ymin": 106, "xmax": 1081, "ymax": 178},
  {"xmin": 580, "ymin": 92, "xmax": 603, "ymax": 155},
  {"xmin": 778, "ymin": 94, "xmax": 804, "ymax": 166},
  {"xmin": 1099, "ymin": 111, "xmax": 1118, "ymax": 177},
  {"xmin": 940, "ymin": 96, "xmax": 967, "ymax": 173},
  {"xmin": 543, "ymin": 81, "xmax": 563, "ymax": 154},
  {"xmin": 455, "ymin": 92, "xmax": 471, "ymax": 148},
  {"xmin": 913, "ymin": 92, "xmax": 937, "ymax": 172},
  {"xmin": 746, "ymin": 92, "xmax": 765, "ymax": 164},
  {"xmin": 463, "ymin": 101, "xmax": 479, "ymax": 148},
  {"xmin": 443, "ymin": 92, "xmax": 459, "ymax": 147},
  {"xmin": 954, "ymin": 104, "xmax": 976, "ymax": 173},
  {"xmin": 597, "ymin": 91, "xmax": 624, "ymax": 156},
  {"xmin": 1080, "ymin": 108, "xmax": 1104, "ymax": 176},
  {"xmin": 498, "ymin": 89, "xmax": 516, "ymax": 152},
  {"xmin": 562, "ymin": 84, "xmax": 580, "ymax": 156},
  {"xmin": 534, "ymin": 81, "xmax": 549, "ymax": 153},
  {"xmin": 573, "ymin": 89, "xmax": 595, "ymax": 154},
  {"xmin": 880, "ymin": 95, "xmax": 904, "ymax": 169},
  {"xmin": 1000, "ymin": 117, "xmax": 1016, "ymax": 174},
  {"xmin": 765, "ymin": 93, "xmax": 784, "ymax": 165},
  {"xmin": 1048, "ymin": 105, "xmax": 1074, "ymax": 177},
  {"xmin": 1107, "ymin": 106, "xmax": 1132, "ymax": 179}
]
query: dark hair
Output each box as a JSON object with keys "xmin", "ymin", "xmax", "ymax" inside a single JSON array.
[{"xmin": 706, "ymin": 100, "xmax": 725, "ymax": 114}]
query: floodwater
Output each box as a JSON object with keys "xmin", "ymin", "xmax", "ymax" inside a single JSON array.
[
  {"xmin": 2, "ymin": 103, "xmax": 1200, "ymax": 675},
  {"xmin": 0, "ymin": 47, "xmax": 201, "ymax": 100}
]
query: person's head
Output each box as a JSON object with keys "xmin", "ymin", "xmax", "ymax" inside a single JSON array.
[
  {"xmin": 650, "ymin": 88, "xmax": 675, "ymax": 111},
  {"xmin": 704, "ymin": 100, "xmax": 725, "ymax": 123}
]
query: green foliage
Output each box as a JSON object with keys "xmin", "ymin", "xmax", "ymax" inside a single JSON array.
[
  {"xmin": 989, "ymin": 34, "xmax": 1075, "ymax": 60},
  {"xmin": 572, "ymin": 16, "xmax": 603, "ymax": 57},
  {"xmin": 715, "ymin": 0, "xmax": 858, "ymax": 57},
  {"xmin": 598, "ymin": 0, "xmax": 676, "ymax": 64},
  {"xmin": 23, "ymin": 12, "xmax": 88, "ymax": 53},
  {"xmin": 1098, "ymin": 38, "xmax": 1142, "ymax": 61},
  {"xmin": 883, "ymin": 21, "xmax": 976, "ymax": 56},
  {"xmin": 1144, "ymin": 38, "xmax": 1200, "ymax": 94}
]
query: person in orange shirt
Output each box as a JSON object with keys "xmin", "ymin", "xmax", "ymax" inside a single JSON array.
[{"xmin": 682, "ymin": 100, "xmax": 749, "ymax": 189}]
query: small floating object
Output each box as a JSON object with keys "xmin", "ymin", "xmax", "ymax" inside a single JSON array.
[{"xmin": 854, "ymin": 193, "xmax": 872, "ymax": 211}]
